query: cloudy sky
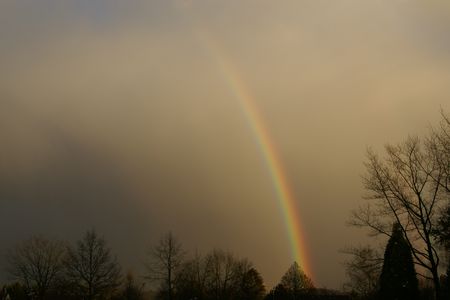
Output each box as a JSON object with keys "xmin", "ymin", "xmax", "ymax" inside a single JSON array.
[{"xmin": 1, "ymin": 0, "xmax": 450, "ymax": 289}]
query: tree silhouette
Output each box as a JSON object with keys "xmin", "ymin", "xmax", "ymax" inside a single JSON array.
[
  {"xmin": 145, "ymin": 232, "xmax": 184, "ymax": 300},
  {"xmin": 174, "ymin": 252, "xmax": 207, "ymax": 300},
  {"xmin": 427, "ymin": 110, "xmax": 450, "ymax": 197},
  {"xmin": 436, "ymin": 205, "xmax": 450, "ymax": 248},
  {"xmin": 264, "ymin": 284, "xmax": 288, "ymax": 300},
  {"xmin": 113, "ymin": 272, "xmax": 144, "ymax": 300},
  {"xmin": 430, "ymin": 112, "xmax": 450, "ymax": 297},
  {"xmin": 280, "ymin": 261, "xmax": 314, "ymax": 293},
  {"xmin": 342, "ymin": 245, "xmax": 382, "ymax": 299},
  {"xmin": 6, "ymin": 236, "xmax": 65, "ymax": 300},
  {"xmin": 378, "ymin": 223, "xmax": 418, "ymax": 300},
  {"xmin": 172, "ymin": 249, "xmax": 261, "ymax": 300},
  {"xmin": 270, "ymin": 261, "xmax": 315, "ymax": 300},
  {"xmin": 64, "ymin": 230, "xmax": 121, "ymax": 300},
  {"xmin": 0, "ymin": 283, "xmax": 28, "ymax": 300},
  {"xmin": 350, "ymin": 136, "xmax": 445, "ymax": 299},
  {"xmin": 444, "ymin": 264, "xmax": 450, "ymax": 300},
  {"xmin": 203, "ymin": 249, "xmax": 253, "ymax": 300},
  {"xmin": 237, "ymin": 267, "xmax": 266, "ymax": 300}
]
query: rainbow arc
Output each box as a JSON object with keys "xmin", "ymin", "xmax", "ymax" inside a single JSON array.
[{"xmin": 202, "ymin": 37, "xmax": 313, "ymax": 279}]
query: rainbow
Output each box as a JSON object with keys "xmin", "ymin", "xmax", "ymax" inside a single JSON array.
[{"xmin": 202, "ymin": 38, "xmax": 314, "ymax": 279}]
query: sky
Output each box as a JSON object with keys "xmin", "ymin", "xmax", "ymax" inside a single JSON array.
[{"xmin": 1, "ymin": 0, "xmax": 450, "ymax": 290}]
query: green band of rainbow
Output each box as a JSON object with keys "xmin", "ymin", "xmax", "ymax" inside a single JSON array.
[{"xmin": 203, "ymin": 38, "xmax": 313, "ymax": 279}]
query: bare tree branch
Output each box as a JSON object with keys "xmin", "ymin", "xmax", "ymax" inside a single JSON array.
[
  {"xmin": 6, "ymin": 236, "xmax": 65, "ymax": 300},
  {"xmin": 350, "ymin": 132, "xmax": 447, "ymax": 298}
]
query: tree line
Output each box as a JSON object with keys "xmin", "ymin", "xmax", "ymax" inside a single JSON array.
[
  {"xmin": 344, "ymin": 110, "xmax": 450, "ymax": 300},
  {"xmin": 1, "ymin": 230, "xmax": 333, "ymax": 300}
]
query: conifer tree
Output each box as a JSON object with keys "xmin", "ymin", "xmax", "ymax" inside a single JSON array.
[
  {"xmin": 278, "ymin": 261, "xmax": 314, "ymax": 299},
  {"xmin": 378, "ymin": 223, "xmax": 418, "ymax": 300}
]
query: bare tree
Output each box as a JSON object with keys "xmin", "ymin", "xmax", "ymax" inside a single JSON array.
[
  {"xmin": 173, "ymin": 249, "xmax": 257, "ymax": 300},
  {"xmin": 341, "ymin": 245, "xmax": 383, "ymax": 299},
  {"xmin": 63, "ymin": 230, "xmax": 121, "ymax": 300},
  {"xmin": 427, "ymin": 110, "xmax": 450, "ymax": 195},
  {"xmin": 114, "ymin": 271, "xmax": 144, "ymax": 300},
  {"xmin": 6, "ymin": 236, "xmax": 65, "ymax": 300},
  {"xmin": 350, "ymin": 136, "xmax": 446, "ymax": 299},
  {"xmin": 428, "ymin": 111, "xmax": 450, "ymax": 249},
  {"xmin": 238, "ymin": 267, "xmax": 266, "ymax": 300},
  {"xmin": 145, "ymin": 232, "xmax": 184, "ymax": 300},
  {"xmin": 203, "ymin": 249, "xmax": 253, "ymax": 299},
  {"xmin": 429, "ymin": 110, "xmax": 450, "ymax": 299},
  {"xmin": 174, "ymin": 250, "xmax": 208, "ymax": 299}
]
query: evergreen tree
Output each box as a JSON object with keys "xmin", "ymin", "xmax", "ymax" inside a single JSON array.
[
  {"xmin": 378, "ymin": 223, "xmax": 418, "ymax": 300},
  {"xmin": 280, "ymin": 261, "xmax": 314, "ymax": 293},
  {"xmin": 273, "ymin": 261, "xmax": 314, "ymax": 299}
]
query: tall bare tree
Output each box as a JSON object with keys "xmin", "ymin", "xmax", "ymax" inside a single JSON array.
[
  {"xmin": 428, "ymin": 111, "xmax": 450, "ymax": 249},
  {"xmin": 203, "ymin": 249, "xmax": 253, "ymax": 300},
  {"xmin": 6, "ymin": 236, "xmax": 65, "ymax": 300},
  {"xmin": 427, "ymin": 111, "xmax": 450, "ymax": 195},
  {"xmin": 341, "ymin": 245, "xmax": 383, "ymax": 299},
  {"xmin": 63, "ymin": 230, "xmax": 121, "ymax": 300},
  {"xmin": 174, "ymin": 251, "xmax": 207, "ymax": 299},
  {"xmin": 145, "ymin": 232, "xmax": 184, "ymax": 300},
  {"xmin": 350, "ymin": 135, "xmax": 446, "ymax": 299},
  {"xmin": 174, "ymin": 249, "xmax": 256, "ymax": 300}
]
